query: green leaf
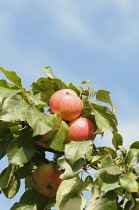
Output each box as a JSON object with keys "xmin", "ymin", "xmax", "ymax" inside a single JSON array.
[
  {"xmin": 103, "ymin": 165, "xmax": 122, "ymax": 175},
  {"xmin": 31, "ymin": 76, "xmax": 67, "ymax": 97},
  {"xmin": 30, "ymin": 77, "xmax": 54, "ymax": 95},
  {"xmin": 0, "ymin": 94, "xmax": 28, "ymax": 122},
  {"xmin": 125, "ymin": 148, "xmax": 139, "ymax": 167},
  {"xmin": 10, "ymin": 125, "xmax": 22, "ymax": 134},
  {"xmin": 25, "ymin": 103, "xmax": 51, "ymax": 136},
  {"xmin": 100, "ymin": 155, "xmax": 122, "ymax": 175},
  {"xmin": 53, "ymin": 79, "xmax": 68, "ymax": 91},
  {"xmin": 95, "ymin": 90, "xmax": 118, "ymax": 112},
  {"xmin": 96, "ymin": 89, "xmax": 113, "ymax": 107},
  {"xmin": 25, "ymin": 175, "xmax": 33, "ymax": 190},
  {"xmin": 83, "ymin": 176, "xmax": 94, "ymax": 191},
  {"xmin": 7, "ymin": 128, "xmax": 35, "ymax": 165},
  {"xmin": 45, "ymin": 113, "xmax": 69, "ymax": 151},
  {"xmin": 31, "ymin": 151, "xmax": 47, "ymax": 168},
  {"xmin": 58, "ymin": 159, "xmax": 83, "ymax": 180},
  {"xmin": 118, "ymin": 146, "xmax": 127, "ymax": 155},
  {"xmin": 2, "ymin": 173, "xmax": 20, "ymax": 199},
  {"xmin": 0, "ymin": 87, "xmax": 21, "ymax": 105},
  {"xmin": 134, "ymin": 202, "xmax": 139, "ymax": 210},
  {"xmin": 115, "ymin": 187, "xmax": 124, "ymax": 196},
  {"xmin": 101, "ymin": 155, "xmax": 115, "ymax": 168},
  {"xmin": 92, "ymin": 146, "xmax": 110, "ymax": 156},
  {"xmin": 94, "ymin": 191, "xmax": 118, "ymax": 210},
  {"xmin": 0, "ymin": 121, "xmax": 18, "ymax": 128},
  {"xmin": 34, "ymin": 92, "xmax": 51, "ymax": 106},
  {"xmin": 90, "ymin": 181, "xmax": 101, "ymax": 202},
  {"xmin": 10, "ymin": 203, "xmax": 37, "ymax": 210},
  {"xmin": 98, "ymin": 172, "xmax": 119, "ymax": 191},
  {"xmin": 17, "ymin": 162, "xmax": 34, "ymax": 179},
  {"xmin": 103, "ymin": 147, "xmax": 117, "ymax": 159},
  {"xmin": 93, "ymin": 109, "xmax": 110, "ymax": 133},
  {"xmin": 0, "ymin": 79, "xmax": 9, "ymax": 88},
  {"xmin": 43, "ymin": 66, "xmax": 57, "ymax": 79},
  {"xmin": 0, "ymin": 127, "xmax": 13, "ymax": 159},
  {"xmin": 82, "ymin": 95, "xmax": 89, "ymax": 108},
  {"xmin": 57, "ymin": 195, "xmax": 86, "ymax": 210},
  {"xmin": 112, "ymin": 132, "xmax": 123, "ymax": 150},
  {"xmin": 81, "ymin": 80, "xmax": 96, "ymax": 98},
  {"xmin": 9, "ymin": 202, "xmax": 20, "ymax": 210},
  {"xmin": 56, "ymin": 176, "xmax": 84, "ymax": 209},
  {"xmin": 92, "ymin": 103, "xmax": 118, "ymax": 133},
  {"xmin": 0, "ymin": 165, "xmax": 15, "ymax": 188},
  {"xmin": 30, "ymin": 94, "xmax": 46, "ymax": 105},
  {"xmin": 135, "ymin": 167, "xmax": 139, "ymax": 174},
  {"xmin": 130, "ymin": 141, "xmax": 139, "ymax": 149},
  {"xmin": 120, "ymin": 174, "xmax": 139, "ymax": 193},
  {"xmin": 0, "ymin": 67, "xmax": 22, "ymax": 86},
  {"xmin": 0, "ymin": 165, "xmax": 20, "ymax": 199},
  {"xmin": 19, "ymin": 188, "xmax": 55, "ymax": 210},
  {"xmin": 68, "ymin": 82, "xmax": 83, "ymax": 96},
  {"xmin": 90, "ymin": 155, "xmax": 104, "ymax": 166},
  {"xmin": 65, "ymin": 140, "xmax": 93, "ymax": 168}
]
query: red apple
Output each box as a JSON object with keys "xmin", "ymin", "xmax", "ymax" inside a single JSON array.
[
  {"xmin": 49, "ymin": 89, "xmax": 83, "ymax": 121},
  {"xmin": 65, "ymin": 117, "xmax": 97, "ymax": 144},
  {"xmin": 32, "ymin": 163, "xmax": 64, "ymax": 197}
]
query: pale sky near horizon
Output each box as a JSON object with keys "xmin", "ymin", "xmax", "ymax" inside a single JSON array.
[{"xmin": 1, "ymin": 1, "xmax": 139, "ymax": 209}]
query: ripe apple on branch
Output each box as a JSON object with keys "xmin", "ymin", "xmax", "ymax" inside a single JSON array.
[
  {"xmin": 49, "ymin": 89, "xmax": 84, "ymax": 121},
  {"xmin": 65, "ymin": 117, "xmax": 97, "ymax": 144}
]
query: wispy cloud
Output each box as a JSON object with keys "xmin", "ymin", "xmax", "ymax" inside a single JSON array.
[
  {"xmin": 1, "ymin": 0, "xmax": 139, "ymax": 66},
  {"xmin": 32, "ymin": 0, "xmax": 139, "ymax": 61},
  {"xmin": 115, "ymin": 0, "xmax": 135, "ymax": 11}
]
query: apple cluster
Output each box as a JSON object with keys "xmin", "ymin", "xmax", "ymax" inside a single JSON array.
[
  {"xmin": 33, "ymin": 89, "xmax": 97, "ymax": 197},
  {"xmin": 37, "ymin": 89, "xmax": 97, "ymax": 147}
]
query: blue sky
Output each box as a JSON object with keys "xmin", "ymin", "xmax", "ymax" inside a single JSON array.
[{"xmin": 1, "ymin": 0, "xmax": 139, "ymax": 209}]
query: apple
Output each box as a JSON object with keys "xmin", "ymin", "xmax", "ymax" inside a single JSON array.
[
  {"xmin": 65, "ymin": 117, "xmax": 97, "ymax": 144},
  {"xmin": 49, "ymin": 89, "xmax": 83, "ymax": 121},
  {"xmin": 32, "ymin": 163, "xmax": 64, "ymax": 197}
]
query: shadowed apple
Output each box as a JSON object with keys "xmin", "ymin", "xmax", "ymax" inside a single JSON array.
[{"xmin": 32, "ymin": 163, "xmax": 64, "ymax": 197}]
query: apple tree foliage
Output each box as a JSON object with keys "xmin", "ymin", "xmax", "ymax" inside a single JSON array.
[{"xmin": 0, "ymin": 66, "xmax": 139, "ymax": 210}]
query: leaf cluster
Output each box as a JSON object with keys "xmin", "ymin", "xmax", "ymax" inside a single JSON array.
[{"xmin": 0, "ymin": 66, "xmax": 139, "ymax": 210}]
